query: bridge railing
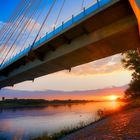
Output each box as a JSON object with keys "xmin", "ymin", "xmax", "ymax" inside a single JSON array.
[{"xmin": 0, "ymin": 0, "xmax": 111, "ymax": 70}]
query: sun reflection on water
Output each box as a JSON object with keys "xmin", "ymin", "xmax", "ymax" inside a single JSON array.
[{"xmin": 0, "ymin": 101, "xmax": 125, "ymax": 140}]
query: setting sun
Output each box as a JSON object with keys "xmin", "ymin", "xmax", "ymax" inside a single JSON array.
[{"xmin": 108, "ymin": 95, "xmax": 118, "ymax": 101}]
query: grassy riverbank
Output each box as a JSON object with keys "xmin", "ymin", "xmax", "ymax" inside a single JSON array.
[
  {"xmin": 61, "ymin": 100, "xmax": 140, "ymax": 140},
  {"xmin": 29, "ymin": 119, "xmax": 101, "ymax": 140}
]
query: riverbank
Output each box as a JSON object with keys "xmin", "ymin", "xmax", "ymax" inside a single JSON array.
[{"xmin": 61, "ymin": 100, "xmax": 140, "ymax": 140}]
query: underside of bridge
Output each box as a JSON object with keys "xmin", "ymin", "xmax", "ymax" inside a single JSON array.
[{"xmin": 0, "ymin": 0, "xmax": 140, "ymax": 88}]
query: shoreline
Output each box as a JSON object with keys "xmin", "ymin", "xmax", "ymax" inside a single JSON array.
[
  {"xmin": 60, "ymin": 107, "xmax": 140, "ymax": 140},
  {"xmin": 60, "ymin": 100, "xmax": 140, "ymax": 140},
  {"xmin": 30, "ymin": 100, "xmax": 140, "ymax": 140}
]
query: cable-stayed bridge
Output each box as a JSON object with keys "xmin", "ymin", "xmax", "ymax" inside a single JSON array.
[{"xmin": 0, "ymin": 0, "xmax": 140, "ymax": 88}]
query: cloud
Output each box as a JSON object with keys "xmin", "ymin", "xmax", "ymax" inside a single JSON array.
[{"xmin": 58, "ymin": 54, "xmax": 124, "ymax": 76}]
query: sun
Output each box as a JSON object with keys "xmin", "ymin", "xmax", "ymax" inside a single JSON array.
[{"xmin": 108, "ymin": 95, "xmax": 118, "ymax": 101}]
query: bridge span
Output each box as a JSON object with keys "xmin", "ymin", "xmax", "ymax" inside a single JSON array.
[{"xmin": 0, "ymin": 0, "xmax": 140, "ymax": 88}]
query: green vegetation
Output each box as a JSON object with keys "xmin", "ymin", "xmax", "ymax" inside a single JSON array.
[
  {"xmin": 30, "ymin": 128, "xmax": 80, "ymax": 140},
  {"xmin": 30, "ymin": 122, "xmax": 89, "ymax": 140},
  {"xmin": 122, "ymin": 50, "xmax": 140, "ymax": 99}
]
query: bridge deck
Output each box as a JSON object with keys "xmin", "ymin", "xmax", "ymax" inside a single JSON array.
[
  {"xmin": 0, "ymin": 0, "xmax": 116, "ymax": 70},
  {"xmin": 0, "ymin": 0, "xmax": 139, "ymax": 88}
]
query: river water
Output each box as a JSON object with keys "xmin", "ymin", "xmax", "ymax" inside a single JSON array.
[{"xmin": 0, "ymin": 101, "xmax": 124, "ymax": 140}]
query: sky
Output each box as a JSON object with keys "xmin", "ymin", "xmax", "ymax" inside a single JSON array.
[
  {"xmin": 0, "ymin": 0, "xmax": 133, "ymax": 99},
  {"xmin": 0, "ymin": 85, "xmax": 128, "ymax": 101}
]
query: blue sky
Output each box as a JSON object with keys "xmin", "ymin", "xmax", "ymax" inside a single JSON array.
[
  {"xmin": 0, "ymin": 0, "xmax": 91, "ymax": 56},
  {"xmin": 0, "ymin": 0, "xmax": 20, "ymax": 22},
  {"xmin": 0, "ymin": 0, "xmax": 132, "ymax": 93},
  {"xmin": 0, "ymin": 0, "xmax": 95, "ymax": 23}
]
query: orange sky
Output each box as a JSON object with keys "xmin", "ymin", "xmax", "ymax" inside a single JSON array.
[
  {"xmin": 1, "ymin": 85, "xmax": 127, "ymax": 101},
  {"xmin": 43, "ymin": 86, "xmax": 125, "ymax": 100}
]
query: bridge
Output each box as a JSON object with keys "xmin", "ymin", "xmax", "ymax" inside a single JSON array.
[{"xmin": 0, "ymin": 0, "xmax": 140, "ymax": 89}]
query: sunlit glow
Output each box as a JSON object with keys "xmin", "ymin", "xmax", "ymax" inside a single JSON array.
[{"xmin": 108, "ymin": 95, "xmax": 118, "ymax": 101}]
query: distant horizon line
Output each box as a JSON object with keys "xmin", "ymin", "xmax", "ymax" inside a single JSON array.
[
  {"xmin": 0, "ymin": 97, "xmax": 123, "ymax": 102},
  {"xmin": 1, "ymin": 84, "xmax": 128, "ymax": 92}
]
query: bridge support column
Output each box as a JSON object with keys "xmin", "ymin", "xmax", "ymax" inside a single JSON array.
[{"xmin": 129, "ymin": 0, "xmax": 140, "ymax": 36}]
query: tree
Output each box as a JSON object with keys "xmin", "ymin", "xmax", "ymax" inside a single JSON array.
[
  {"xmin": 2, "ymin": 97, "xmax": 5, "ymax": 101},
  {"xmin": 122, "ymin": 50, "xmax": 140, "ymax": 99}
]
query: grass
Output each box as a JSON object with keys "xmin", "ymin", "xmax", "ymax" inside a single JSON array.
[
  {"xmin": 29, "ymin": 108, "xmax": 111, "ymax": 140},
  {"xmin": 29, "ymin": 115, "xmax": 108, "ymax": 140},
  {"xmin": 30, "ymin": 122, "xmax": 89, "ymax": 140},
  {"xmin": 29, "ymin": 114, "xmax": 103, "ymax": 140}
]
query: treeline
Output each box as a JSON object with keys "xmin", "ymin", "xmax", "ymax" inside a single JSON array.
[{"xmin": 0, "ymin": 98, "xmax": 91, "ymax": 108}]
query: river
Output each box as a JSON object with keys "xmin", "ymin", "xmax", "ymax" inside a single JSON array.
[{"xmin": 0, "ymin": 101, "xmax": 124, "ymax": 140}]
